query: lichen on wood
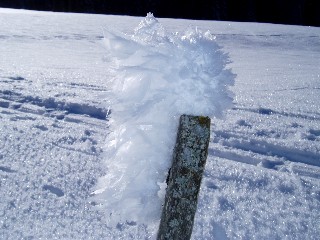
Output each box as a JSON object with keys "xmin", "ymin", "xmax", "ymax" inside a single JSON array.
[{"xmin": 157, "ymin": 114, "xmax": 211, "ymax": 240}]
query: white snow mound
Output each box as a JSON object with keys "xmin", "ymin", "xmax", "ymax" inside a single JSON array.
[{"xmin": 92, "ymin": 13, "xmax": 235, "ymax": 226}]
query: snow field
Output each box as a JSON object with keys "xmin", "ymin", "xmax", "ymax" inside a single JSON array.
[
  {"xmin": 191, "ymin": 21, "xmax": 320, "ymax": 239},
  {"xmin": 0, "ymin": 8, "xmax": 319, "ymax": 239}
]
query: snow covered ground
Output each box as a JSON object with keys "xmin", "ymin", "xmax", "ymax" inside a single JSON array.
[{"xmin": 0, "ymin": 8, "xmax": 319, "ymax": 239}]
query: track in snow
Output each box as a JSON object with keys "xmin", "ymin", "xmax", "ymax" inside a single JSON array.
[
  {"xmin": 1, "ymin": 8, "xmax": 320, "ymax": 240},
  {"xmin": 209, "ymin": 106, "xmax": 320, "ymax": 180}
]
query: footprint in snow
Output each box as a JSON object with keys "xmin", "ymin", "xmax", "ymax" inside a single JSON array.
[
  {"xmin": 8, "ymin": 76, "xmax": 25, "ymax": 81},
  {"xmin": 42, "ymin": 185, "xmax": 64, "ymax": 197},
  {"xmin": 0, "ymin": 166, "xmax": 16, "ymax": 173}
]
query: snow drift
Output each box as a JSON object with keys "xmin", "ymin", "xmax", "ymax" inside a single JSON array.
[{"xmin": 92, "ymin": 13, "xmax": 234, "ymax": 226}]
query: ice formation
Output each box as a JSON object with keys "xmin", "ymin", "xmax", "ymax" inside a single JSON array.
[
  {"xmin": 1, "ymin": 8, "xmax": 320, "ymax": 240},
  {"xmin": 92, "ymin": 13, "xmax": 234, "ymax": 226}
]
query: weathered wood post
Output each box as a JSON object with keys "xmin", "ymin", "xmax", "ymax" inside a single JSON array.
[{"xmin": 157, "ymin": 114, "xmax": 211, "ymax": 240}]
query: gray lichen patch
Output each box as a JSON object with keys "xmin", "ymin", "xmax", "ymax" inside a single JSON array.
[{"xmin": 157, "ymin": 115, "xmax": 210, "ymax": 240}]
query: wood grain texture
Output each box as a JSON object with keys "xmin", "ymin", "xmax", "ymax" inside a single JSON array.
[{"xmin": 157, "ymin": 115, "xmax": 210, "ymax": 240}]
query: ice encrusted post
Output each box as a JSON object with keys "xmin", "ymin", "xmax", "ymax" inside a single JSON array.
[{"xmin": 157, "ymin": 114, "xmax": 210, "ymax": 240}]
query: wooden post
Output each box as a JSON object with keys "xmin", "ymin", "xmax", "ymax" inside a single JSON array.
[{"xmin": 157, "ymin": 114, "xmax": 211, "ymax": 240}]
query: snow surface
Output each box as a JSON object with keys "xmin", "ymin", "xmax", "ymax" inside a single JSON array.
[{"xmin": 0, "ymin": 8, "xmax": 320, "ymax": 239}]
